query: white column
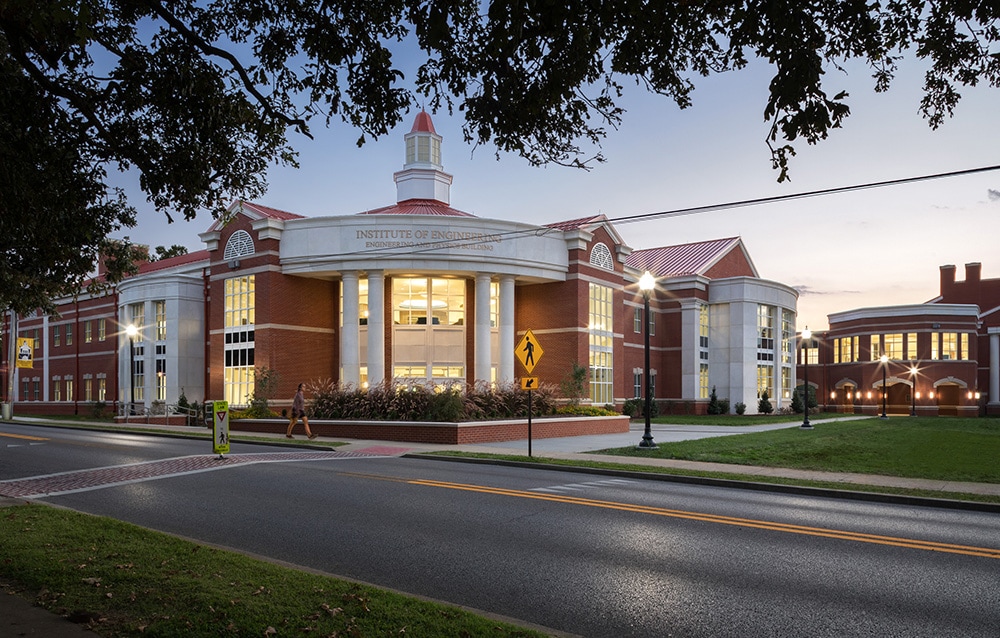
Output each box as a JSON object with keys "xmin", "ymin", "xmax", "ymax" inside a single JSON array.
[
  {"xmin": 990, "ymin": 329, "xmax": 1000, "ymax": 406},
  {"xmin": 341, "ymin": 273, "xmax": 361, "ymax": 386},
  {"xmin": 366, "ymin": 271, "xmax": 385, "ymax": 386},
  {"xmin": 475, "ymin": 273, "xmax": 492, "ymax": 382},
  {"xmin": 499, "ymin": 276, "xmax": 515, "ymax": 383}
]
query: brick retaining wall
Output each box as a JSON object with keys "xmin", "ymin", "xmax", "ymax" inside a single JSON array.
[{"xmin": 233, "ymin": 415, "xmax": 630, "ymax": 444}]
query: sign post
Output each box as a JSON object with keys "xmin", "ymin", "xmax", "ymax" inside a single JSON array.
[
  {"xmin": 212, "ymin": 400, "xmax": 230, "ymax": 458},
  {"xmin": 515, "ymin": 330, "xmax": 544, "ymax": 457}
]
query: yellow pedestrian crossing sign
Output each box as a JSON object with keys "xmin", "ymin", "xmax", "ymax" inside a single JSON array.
[{"xmin": 515, "ymin": 330, "xmax": 543, "ymax": 374}]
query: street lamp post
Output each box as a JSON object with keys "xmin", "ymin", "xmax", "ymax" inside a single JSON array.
[
  {"xmin": 637, "ymin": 271, "xmax": 657, "ymax": 449},
  {"xmin": 910, "ymin": 364, "xmax": 918, "ymax": 417},
  {"xmin": 879, "ymin": 353, "xmax": 889, "ymax": 419},
  {"xmin": 125, "ymin": 323, "xmax": 138, "ymax": 418},
  {"xmin": 801, "ymin": 327, "xmax": 813, "ymax": 429}
]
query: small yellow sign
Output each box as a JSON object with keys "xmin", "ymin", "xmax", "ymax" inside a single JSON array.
[
  {"xmin": 15, "ymin": 338, "xmax": 33, "ymax": 368},
  {"xmin": 212, "ymin": 400, "xmax": 230, "ymax": 455},
  {"xmin": 515, "ymin": 330, "xmax": 543, "ymax": 374},
  {"xmin": 521, "ymin": 377, "xmax": 539, "ymax": 390}
]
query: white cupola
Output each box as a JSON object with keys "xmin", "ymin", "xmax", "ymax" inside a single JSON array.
[{"xmin": 393, "ymin": 110, "xmax": 453, "ymax": 204}]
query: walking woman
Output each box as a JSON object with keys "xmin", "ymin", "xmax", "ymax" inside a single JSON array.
[{"xmin": 286, "ymin": 383, "xmax": 317, "ymax": 439}]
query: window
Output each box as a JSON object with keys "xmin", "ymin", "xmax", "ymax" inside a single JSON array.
[
  {"xmin": 223, "ymin": 229, "xmax": 255, "ymax": 260},
  {"xmin": 224, "ymin": 275, "xmax": 255, "ymax": 407},
  {"xmin": 53, "ymin": 378, "xmax": 61, "ymax": 401},
  {"xmin": 961, "ymin": 333, "xmax": 969, "ymax": 360},
  {"xmin": 66, "ymin": 323, "xmax": 72, "ymax": 346},
  {"xmin": 155, "ymin": 301, "xmax": 166, "ymax": 341},
  {"xmin": 781, "ymin": 311, "xmax": 794, "ymax": 365},
  {"xmin": 633, "ymin": 371, "xmax": 642, "ymax": 398},
  {"xmin": 85, "ymin": 320, "xmax": 92, "ymax": 343},
  {"xmin": 98, "ymin": 376, "xmax": 106, "ymax": 402},
  {"xmin": 589, "ymin": 242, "xmax": 614, "ymax": 271},
  {"xmin": 53, "ymin": 325, "xmax": 61, "ymax": 347},
  {"xmin": 65, "ymin": 378, "xmax": 73, "ymax": 402},
  {"xmin": 757, "ymin": 305, "xmax": 774, "ymax": 351},
  {"xmin": 699, "ymin": 305, "xmax": 709, "ymax": 348},
  {"xmin": 85, "ymin": 378, "xmax": 93, "ymax": 402},
  {"xmin": 884, "ymin": 333, "xmax": 903, "ymax": 360},
  {"xmin": 391, "ymin": 277, "xmax": 465, "ymax": 326},
  {"xmin": 588, "ymin": 283, "xmax": 614, "ymax": 404},
  {"xmin": 931, "ymin": 332, "xmax": 939, "ymax": 360},
  {"xmin": 906, "ymin": 333, "xmax": 917, "ymax": 360},
  {"xmin": 99, "ymin": 318, "xmax": 106, "ymax": 341},
  {"xmin": 33, "ymin": 380, "xmax": 39, "ymax": 401},
  {"xmin": 757, "ymin": 364, "xmax": 773, "ymax": 398},
  {"xmin": 132, "ymin": 357, "xmax": 145, "ymax": 402},
  {"xmin": 871, "ymin": 334, "xmax": 881, "ymax": 360},
  {"xmin": 833, "ymin": 338, "xmax": 841, "ymax": 364},
  {"xmin": 634, "ymin": 307, "xmax": 642, "ymax": 333},
  {"xmin": 130, "ymin": 303, "xmax": 145, "ymax": 340},
  {"xmin": 699, "ymin": 363, "xmax": 709, "ymax": 399},
  {"xmin": 942, "ymin": 333, "xmax": 958, "ymax": 360},
  {"xmin": 156, "ymin": 358, "xmax": 167, "ymax": 401},
  {"xmin": 781, "ymin": 367, "xmax": 792, "ymax": 400},
  {"xmin": 22, "ymin": 379, "xmax": 29, "ymax": 401}
]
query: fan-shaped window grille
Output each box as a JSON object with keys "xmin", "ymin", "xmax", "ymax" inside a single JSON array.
[
  {"xmin": 224, "ymin": 230, "xmax": 255, "ymax": 260},
  {"xmin": 590, "ymin": 242, "xmax": 614, "ymax": 271}
]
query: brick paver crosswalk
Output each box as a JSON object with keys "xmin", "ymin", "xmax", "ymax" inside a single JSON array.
[{"xmin": 0, "ymin": 450, "xmax": 380, "ymax": 499}]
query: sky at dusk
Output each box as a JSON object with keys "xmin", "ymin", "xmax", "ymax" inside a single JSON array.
[{"xmin": 116, "ymin": 56, "xmax": 1000, "ymax": 331}]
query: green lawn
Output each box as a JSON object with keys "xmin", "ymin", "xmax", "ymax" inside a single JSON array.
[
  {"xmin": 644, "ymin": 412, "xmax": 843, "ymax": 426},
  {"xmin": 0, "ymin": 504, "xmax": 545, "ymax": 637},
  {"xmin": 599, "ymin": 417, "xmax": 1000, "ymax": 483}
]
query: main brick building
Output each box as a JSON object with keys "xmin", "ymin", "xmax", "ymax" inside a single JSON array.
[{"xmin": 3, "ymin": 113, "xmax": 799, "ymax": 417}]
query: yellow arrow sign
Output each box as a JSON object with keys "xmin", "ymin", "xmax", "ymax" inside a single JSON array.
[
  {"xmin": 521, "ymin": 377, "xmax": 539, "ymax": 390},
  {"xmin": 515, "ymin": 330, "xmax": 543, "ymax": 374}
]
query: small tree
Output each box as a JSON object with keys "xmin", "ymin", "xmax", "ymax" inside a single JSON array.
[
  {"xmin": 758, "ymin": 390, "xmax": 774, "ymax": 415},
  {"xmin": 246, "ymin": 366, "xmax": 281, "ymax": 418},
  {"xmin": 790, "ymin": 389, "xmax": 804, "ymax": 414},
  {"xmin": 560, "ymin": 361, "xmax": 588, "ymax": 406},
  {"xmin": 707, "ymin": 386, "xmax": 722, "ymax": 415}
]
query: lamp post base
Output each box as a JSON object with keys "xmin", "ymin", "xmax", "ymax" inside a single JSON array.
[
  {"xmin": 637, "ymin": 432, "xmax": 658, "ymax": 449},
  {"xmin": 800, "ymin": 421, "xmax": 813, "ymax": 429}
]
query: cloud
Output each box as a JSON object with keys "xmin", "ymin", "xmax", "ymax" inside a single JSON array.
[
  {"xmin": 794, "ymin": 285, "xmax": 861, "ymax": 296},
  {"xmin": 988, "ymin": 188, "xmax": 1000, "ymax": 202}
]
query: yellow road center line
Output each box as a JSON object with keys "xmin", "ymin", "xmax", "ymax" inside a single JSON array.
[
  {"xmin": 408, "ymin": 478, "xmax": 1000, "ymax": 560},
  {"xmin": 0, "ymin": 432, "xmax": 49, "ymax": 441}
]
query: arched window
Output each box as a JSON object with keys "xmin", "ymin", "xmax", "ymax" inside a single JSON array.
[
  {"xmin": 223, "ymin": 230, "xmax": 255, "ymax": 260},
  {"xmin": 590, "ymin": 242, "xmax": 614, "ymax": 271}
]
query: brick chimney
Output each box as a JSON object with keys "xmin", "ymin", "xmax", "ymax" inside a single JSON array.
[
  {"xmin": 940, "ymin": 264, "xmax": 956, "ymax": 294},
  {"xmin": 965, "ymin": 262, "xmax": 982, "ymax": 285}
]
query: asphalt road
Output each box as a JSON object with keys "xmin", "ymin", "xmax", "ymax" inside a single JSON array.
[{"xmin": 2, "ymin": 424, "xmax": 998, "ymax": 637}]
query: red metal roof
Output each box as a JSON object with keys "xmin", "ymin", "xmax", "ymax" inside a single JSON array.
[
  {"xmin": 626, "ymin": 237, "xmax": 742, "ymax": 278},
  {"xmin": 545, "ymin": 214, "xmax": 608, "ymax": 231},
  {"xmin": 136, "ymin": 249, "xmax": 210, "ymax": 274},
  {"xmin": 357, "ymin": 198, "xmax": 476, "ymax": 217},
  {"xmin": 238, "ymin": 202, "xmax": 305, "ymax": 221},
  {"xmin": 410, "ymin": 110, "xmax": 437, "ymax": 134}
]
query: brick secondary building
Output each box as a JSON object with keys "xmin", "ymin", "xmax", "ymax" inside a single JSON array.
[{"xmin": 797, "ymin": 262, "xmax": 1000, "ymax": 417}]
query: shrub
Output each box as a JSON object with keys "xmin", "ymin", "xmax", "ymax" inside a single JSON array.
[
  {"xmin": 707, "ymin": 386, "xmax": 722, "ymax": 415},
  {"xmin": 555, "ymin": 405, "xmax": 617, "ymax": 417},
  {"xmin": 758, "ymin": 390, "xmax": 774, "ymax": 414},
  {"xmin": 734, "ymin": 402, "xmax": 747, "ymax": 415},
  {"xmin": 90, "ymin": 401, "xmax": 107, "ymax": 418},
  {"xmin": 718, "ymin": 399, "xmax": 730, "ymax": 415},
  {"xmin": 622, "ymin": 398, "xmax": 642, "ymax": 418},
  {"xmin": 559, "ymin": 361, "xmax": 588, "ymax": 405}
]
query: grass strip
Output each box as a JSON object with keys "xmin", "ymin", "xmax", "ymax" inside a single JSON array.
[
  {"xmin": 599, "ymin": 417, "xmax": 1000, "ymax": 482},
  {"xmin": 646, "ymin": 412, "xmax": 846, "ymax": 426},
  {"xmin": 0, "ymin": 503, "xmax": 545, "ymax": 637},
  {"xmin": 425, "ymin": 451, "xmax": 1000, "ymax": 505}
]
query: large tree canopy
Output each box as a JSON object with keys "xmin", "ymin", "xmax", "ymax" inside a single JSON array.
[{"xmin": 1, "ymin": 0, "xmax": 997, "ymax": 313}]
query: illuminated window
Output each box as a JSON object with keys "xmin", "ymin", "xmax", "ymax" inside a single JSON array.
[
  {"xmin": 942, "ymin": 333, "xmax": 958, "ymax": 360},
  {"xmin": 961, "ymin": 333, "xmax": 969, "ymax": 360},
  {"xmin": 931, "ymin": 332, "xmax": 939, "ymax": 360},
  {"xmin": 98, "ymin": 376, "xmax": 106, "ymax": 401},
  {"xmin": 65, "ymin": 378, "xmax": 73, "ymax": 402},
  {"xmin": 700, "ymin": 363, "xmax": 709, "ymax": 399},
  {"xmin": 871, "ymin": 334, "xmax": 881, "ymax": 360},
  {"xmin": 53, "ymin": 378, "xmax": 61, "ymax": 401},
  {"xmin": 84, "ymin": 378, "xmax": 93, "ymax": 402},
  {"xmin": 884, "ymin": 333, "xmax": 903, "ymax": 360},
  {"xmin": 130, "ymin": 303, "xmax": 145, "ymax": 341},
  {"xmin": 224, "ymin": 275, "xmax": 255, "ymax": 407},
  {"xmin": 757, "ymin": 364, "xmax": 773, "ymax": 398},
  {"xmin": 99, "ymin": 319, "xmax": 106, "ymax": 341},
  {"xmin": 589, "ymin": 283, "xmax": 614, "ymax": 404},
  {"xmin": 85, "ymin": 320, "xmax": 92, "ymax": 343},
  {"xmin": 833, "ymin": 338, "xmax": 841, "ymax": 364},
  {"xmin": 155, "ymin": 301, "xmax": 166, "ymax": 340},
  {"xmin": 906, "ymin": 333, "xmax": 917, "ymax": 360}
]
